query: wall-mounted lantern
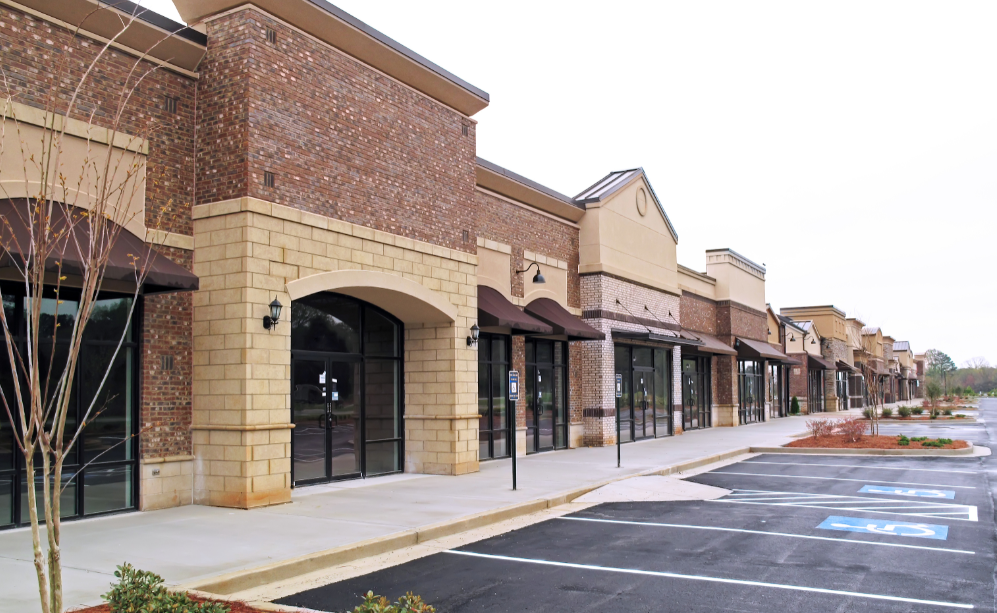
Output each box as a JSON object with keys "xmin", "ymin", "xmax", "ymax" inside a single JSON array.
[
  {"xmin": 467, "ymin": 323, "xmax": 480, "ymax": 347},
  {"xmin": 515, "ymin": 262, "xmax": 545, "ymax": 284},
  {"xmin": 263, "ymin": 297, "xmax": 283, "ymax": 331}
]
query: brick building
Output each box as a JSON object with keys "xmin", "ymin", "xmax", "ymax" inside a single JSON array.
[{"xmin": 1, "ymin": 0, "xmax": 923, "ymax": 531}]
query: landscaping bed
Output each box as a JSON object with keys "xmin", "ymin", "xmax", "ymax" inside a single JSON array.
[
  {"xmin": 71, "ymin": 600, "xmax": 267, "ymax": 613},
  {"xmin": 860, "ymin": 416, "xmax": 971, "ymax": 421},
  {"xmin": 786, "ymin": 434, "xmax": 970, "ymax": 450}
]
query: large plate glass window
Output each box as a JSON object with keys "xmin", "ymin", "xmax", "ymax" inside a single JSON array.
[
  {"xmin": 291, "ymin": 294, "xmax": 402, "ymax": 485},
  {"xmin": 614, "ymin": 344, "xmax": 672, "ymax": 442},
  {"xmin": 681, "ymin": 354, "xmax": 712, "ymax": 430},
  {"xmin": 0, "ymin": 283, "xmax": 139, "ymax": 530},
  {"xmin": 767, "ymin": 363, "xmax": 784, "ymax": 418},
  {"xmin": 478, "ymin": 334, "xmax": 510, "ymax": 460},
  {"xmin": 738, "ymin": 360, "xmax": 764, "ymax": 424},
  {"xmin": 808, "ymin": 368, "xmax": 825, "ymax": 413},
  {"xmin": 525, "ymin": 339, "xmax": 568, "ymax": 454}
]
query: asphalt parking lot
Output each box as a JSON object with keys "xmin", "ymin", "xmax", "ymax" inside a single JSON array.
[{"xmin": 276, "ymin": 449, "xmax": 995, "ymax": 612}]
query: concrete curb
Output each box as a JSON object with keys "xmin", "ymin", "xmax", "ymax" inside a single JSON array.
[
  {"xmin": 180, "ymin": 447, "xmax": 753, "ymax": 597},
  {"xmin": 749, "ymin": 444, "xmax": 976, "ymax": 456},
  {"xmin": 861, "ymin": 418, "xmax": 977, "ymax": 423}
]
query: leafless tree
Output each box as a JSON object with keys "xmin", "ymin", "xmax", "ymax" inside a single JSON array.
[
  {"xmin": 861, "ymin": 362, "xmax": 882, "ymax": 436},
  {"xmin": 964, "ymin": 357, "xmax": 991, "ymax": 370},
  {"xmin": 0, "ymin": 6, "xmax": 181, "ymax": 612}
]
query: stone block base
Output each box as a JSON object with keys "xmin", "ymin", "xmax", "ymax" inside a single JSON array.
[
  {"xmin": 714, "ymin": 404, "xmax": 737, "ymax": 427},
  {"xmin": 140, "ymin": 456, "xmax": 194, "ymax": 511},
  {"xmin": 569, "ymin": 423, "xmax": 584, "ymax": 448}
]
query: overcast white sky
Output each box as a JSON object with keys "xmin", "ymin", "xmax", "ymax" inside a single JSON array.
[{"xmin": 144, "ymin": 1, "xmax": 997, "ymax": 367}]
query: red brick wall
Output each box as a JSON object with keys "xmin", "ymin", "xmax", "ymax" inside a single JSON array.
[
  {"xmin": 475, "ymin": 190, "xmax": 580, "ymax": 308},
  {"xmin": 718, "ymin": 302, "xmax": 767, "ymax": 342},
  {"xmin": 0, "ymin": 6, "xmax": 197, "ymax": 459},
  {"xmin": 198, "ymin": 9, "xmax": 477, "ymax": 252},
  {"xmin": 680, "ymin": 292, "xmax": 717, "ymax": 335}
]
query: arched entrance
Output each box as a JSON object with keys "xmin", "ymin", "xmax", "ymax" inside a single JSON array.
[{"xmin": 291, "ymin": 293, "xmax": 403, "ymax": 485}]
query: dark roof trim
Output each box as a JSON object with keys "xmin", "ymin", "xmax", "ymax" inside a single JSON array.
[
  {"xmin": 475, "ymin": 158, "xmax": 579, "ymax": 207},
  {"xmin": 303, "ymin": 0, "xmax": 488, "ymax": 103},
  {"xmin": 611, "ymin": 329, "xmax": 704, "ymax": 348},
  {"xmin": 104, "ymin": 0, "xmax": 207, "ymax": 45}
]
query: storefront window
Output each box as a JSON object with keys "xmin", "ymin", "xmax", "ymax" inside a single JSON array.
[
  {"xmin": 614, "ymin": 345, "xmax": 671, "ymax": 442},
  {"xmin": 525, "ymin": 339, "xmax": 568, "ymax": 454},
  {"xmin": 808, "ymin": 369, "xmax": 825, "ymax": 413},
  {"xmin": 682, "ymin": 355, "xmax": 712, "ymax": 430},
  {"xmin": 767, "ymin": 363, "xmax": 784, "ymax": 418},
  {"xmin": 0, "ymin": 284, "xmax": 138, "ymax": 530},
  {"xmin": 478, "ymin": 335, "xmax": 510, "ymax": 460},
  {"xmin": 738, "ymin": 360, "xmax": 764, "ymax": 424}
]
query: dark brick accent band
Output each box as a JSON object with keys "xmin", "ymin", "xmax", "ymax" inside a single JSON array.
[{"xmin": 583, "ymin": 407, "xmax": 617, "ymax": 418}]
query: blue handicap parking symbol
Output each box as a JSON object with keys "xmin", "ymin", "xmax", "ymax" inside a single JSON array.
[
  {"xmin": 818, "ymin": 516, "xmax": 948, "ymax": 540},
  {"xmin": 859, "ymin": 485, "xmax": 955, "ymax": 499}
]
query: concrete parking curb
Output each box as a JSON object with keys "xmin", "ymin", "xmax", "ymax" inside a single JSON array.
[
  {"xmin": 180, "ymin": 447, "xmax": 753, "ymax": 598},
  {"xmin": 749, "ymin": 444, "xmax": 976, "ymax": 456}
]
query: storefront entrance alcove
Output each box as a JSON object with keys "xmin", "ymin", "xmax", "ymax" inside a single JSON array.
[
  {"xmin": 615, "ymin": 345, "xmax": 672, "ymax": 442},
  {"xmin": 291, "ymin": 293, "xmax": 402, "ymax": 485}
]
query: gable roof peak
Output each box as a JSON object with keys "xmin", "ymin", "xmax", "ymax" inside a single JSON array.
[{"xmin": 573, "ymin": 168, "xmax": 678, "ymax": 242}]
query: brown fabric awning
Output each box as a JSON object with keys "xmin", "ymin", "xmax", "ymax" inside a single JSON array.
[
  {"xmin": 683, "ymin": 330, "xmax": 737, "ymax": 356},
  {"xmin": 0, "ymin": 199, "xmax": 198, "ymax": 294},
  {"xmin": 525, "ymin": 298, "xmax": 605, "ymax": 340},
  {"xmin": 807, "ymin": 354, "xmax": 837, "ymax": 370},
  {"xmin": 477, "ymin": 286, "xmax": 552, "ymax": 335},
  {"xmin": 736, "ymin": 337, "xmax": 791, "ymax": 361},
  {"xmin": 836, "ymin": 360, "xmax": 857, "ymax": 372}
]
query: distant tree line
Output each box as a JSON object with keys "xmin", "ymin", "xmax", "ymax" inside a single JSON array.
[{"xmin": 925, "ymin": 349, "xmax": 997, "ymax": 395}]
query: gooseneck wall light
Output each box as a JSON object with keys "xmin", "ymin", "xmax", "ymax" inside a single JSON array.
[
  {"xmin": 263, "ymin": 297, "xmax": 283, "ymax": 331},
  {"xmin": 467, "ymin": 323, "xmax": 480, "ymax": 347},
  {"xmin": 515, "ymin": 261, "xmax": 546, "ymax": 284}
]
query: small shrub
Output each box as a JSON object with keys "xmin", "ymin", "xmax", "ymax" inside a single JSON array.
[
  {"xmin": 104, "ymin": 563, "xmax": 229, "ymax": 613},
  {"xmin": 881, "ymin": 408, "xmax": 893, "ymax": 418},
  {"xmin": 911, "ymin": 407, "xmax": 924, "ymax": 415},
  {"xmin": 898, "ymin": 406, "xmax": 912, "ymax": 418},
  {"xmin": 937, "ymin": 438, "xmax": 954, "ymax": 445},
  {"xmin": 350, "ymin": 591, "xmax": 436, "ymax": 613},
  {"xmin": 862, "ymin": 408, "xmax": 872, "ymax": 419},
  {"xmin": 956, "ymin": 414, "xmax": 966, "ymax": 418},
  {"xmin": 911, "ymin": 436, "xmax": 928, "ymax": 442},
  {"xmin": 930, "ymin": 413, "xmax": 938, "ymax": 420},
  {"xmin": 897, "ymin": 434, "xmax": 910, "ymax": 446},
  {"xmin": 835, "ymin": 417, "xmax": 867, "ymax": 442},
  {"xmin": 922, "ymin": 440, "xmax": 944, "ymax": 448},
  {"xmin": 790, "ymin": 396, "xmax": 800, "ymax": 415},
  {"xmin": 943, "ymin": 409, "xmax": 952, "ymax": 416},
  {"xmin": 806, "ymin": 418, "xmax": 835, "ymax": 439}
]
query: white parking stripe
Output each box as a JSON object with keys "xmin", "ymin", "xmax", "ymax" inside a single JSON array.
[
  {"xmin": 710, "ymin": 471, "xmax": 975, "ymax": 489},
  {"xmin": 558, "ymin": 516, "xmax": 974, "ymax": 554},
  {"xmin": 445, "ymin": 550, "xmax": 974, "ymax": 609},
  {"xmin": 717, "ymin": 489, "xmax": 979, "ymax": 521},
  {"xmin": 742, "ymin": 461, "xmax": 977, "ymax": 475}
]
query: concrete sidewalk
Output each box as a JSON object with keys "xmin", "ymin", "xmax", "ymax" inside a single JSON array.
[{"xmin": 0, "ymin": 413, "xmax": 847, "ymax": 613}]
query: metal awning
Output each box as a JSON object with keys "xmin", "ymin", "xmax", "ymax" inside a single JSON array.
[
  {"xmin": 477, "ymin": 286, "xmax": 552, "ymax": 335},
  {"xmin": 611, "ymin": 328, "xmax": 704, "ymax": 347},
  {"xmin": 683, "ymin": 330, "xmax": 737, "ymax": 356},
  {"xmin": 807, "ymin": 354, "xmax": 837, "ymax": 370},
  {"xmin": 0, "ymin": 199, "xmax": 198, "ymax": 294},
  {"xmin": 836, "ymin": 360, "xmax": 857, "ymax": 372},
  {"xmin": 735, "ymin": 337, "xmax": 792, "ymax": 362},
  {"xmin": 524, "ymin": 298, "xmax": 604, "ymax": 340}
]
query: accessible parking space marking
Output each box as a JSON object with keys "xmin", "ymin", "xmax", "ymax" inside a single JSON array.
[
  {"xmin": 859, "ymin": 485, "xmax": 956, "ymax": 499},
  {"xmin": 560, "ymin": 516, "xmax": 973, "ymax": 554},
  {"xmin": 444, "ymin": 550, "xmax": 974, "ymax": 609},
  {"xmin": 709, "ymin": 471, "xmax": 975, "ymax": 489},
  {"xmin": 741, "ymin": 460, "xmax": 977, "ymax": 475},
  {"xmin": 818, "ymin": 516, "xmax": 949, "ymax": 540},
  {"xmin": 717, "ymin": 489, "xmax": 979, "ymax": 521}
]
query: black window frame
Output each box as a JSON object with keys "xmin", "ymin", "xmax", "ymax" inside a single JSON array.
[
  {"xmin": 0, "ymin": 282, "xmax": 141, "ymax": 530},
  {"xmin": 613, "ymin": 343, "xmax": 673, "ymax": 443},
  {"xmin": 477, "ymin": 333, "xmax": 511, "ymax": 461},
  {"xmin": 738, "ymin": 359, "xmax": 765, "ymax": 425},
  {"xmin": 808, "ymin": 368, "xmax": 826, "ymax": 413},
  {"xmin": 524, "ymin": 338, "xmax": 569, "ymax": 454},
  {"xmin": 681, "ymin": 353, "xmax": 712, "ymax": 430}
]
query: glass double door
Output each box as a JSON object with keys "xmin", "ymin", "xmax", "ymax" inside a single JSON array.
[
  {"xmin": 682, "ymin": 355, "xmax": 712, "ymax": 430},
  {"xmin": 292, "ymin": 356, "xmax": 362, "ymax": 482},
  {"xmin": 525, "ymin": 339, "xmax": 568, "ymax": 454},
  {"xmin": 615, "ymin": 345, "xmax": 671, "ymax": 442}
]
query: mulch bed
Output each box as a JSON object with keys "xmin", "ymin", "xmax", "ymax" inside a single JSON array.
[
  {"xmin": 786, "ymin": 434, "xmax": 969, "ymax": 450},
  {"xmin": 861, "ymin": 416, "xmax": 969, "ymax": 421},
  {"xmin": 71, "ymin": 599, "xmax": 268, "ymax": 613}
]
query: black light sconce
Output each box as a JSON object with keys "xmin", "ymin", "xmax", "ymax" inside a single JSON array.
[
  {"xmin": 263, "ymin": 297, "xmax": 283, "ymax": 331},
  {"xmin": 811, "ymin": 338, "xmax": 817, "ymax": 345},
  {"xmin": 789, "ymin": 334, "xmax": 796, "ymax": 342},
  {"xmin": 515, "ymin": 262, "xmax": 545, "ymax": 284},
  {"xmin": 467, "ymin": 323, "xmax": 480, "ymax": 347}
]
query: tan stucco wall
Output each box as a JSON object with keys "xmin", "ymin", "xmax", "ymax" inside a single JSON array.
[
  {"xmin": 780, "ymin": 307, "xmax": 847, "ymax": 342},
  {"xmin": 523, "ymin": 248, "xmax": 569, "ymax": 307},
  {"xmin": 191, "ymin": 197, "xmax": 479, "ymax": 508},
  {"xmin": 678, "ymin": 266, "xmax": 716, "ymax": 299},
  {"xmin": 1, "ymin": 101, "xmax": 148, "ymax": 238},
  {"xmin": 476, "ymin": 243, "xmax": 512, "ymax": 298},
  {"xmin": 578, "ymin": 175, "xmax": 679, "ymax": 295},
  {"xmin": 767, "ymin": 310, "xmax": 781, "ymax": 345},
  {"xmin": 705, "ymin": 251, "xmax": 766, "ymax": 313}
]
